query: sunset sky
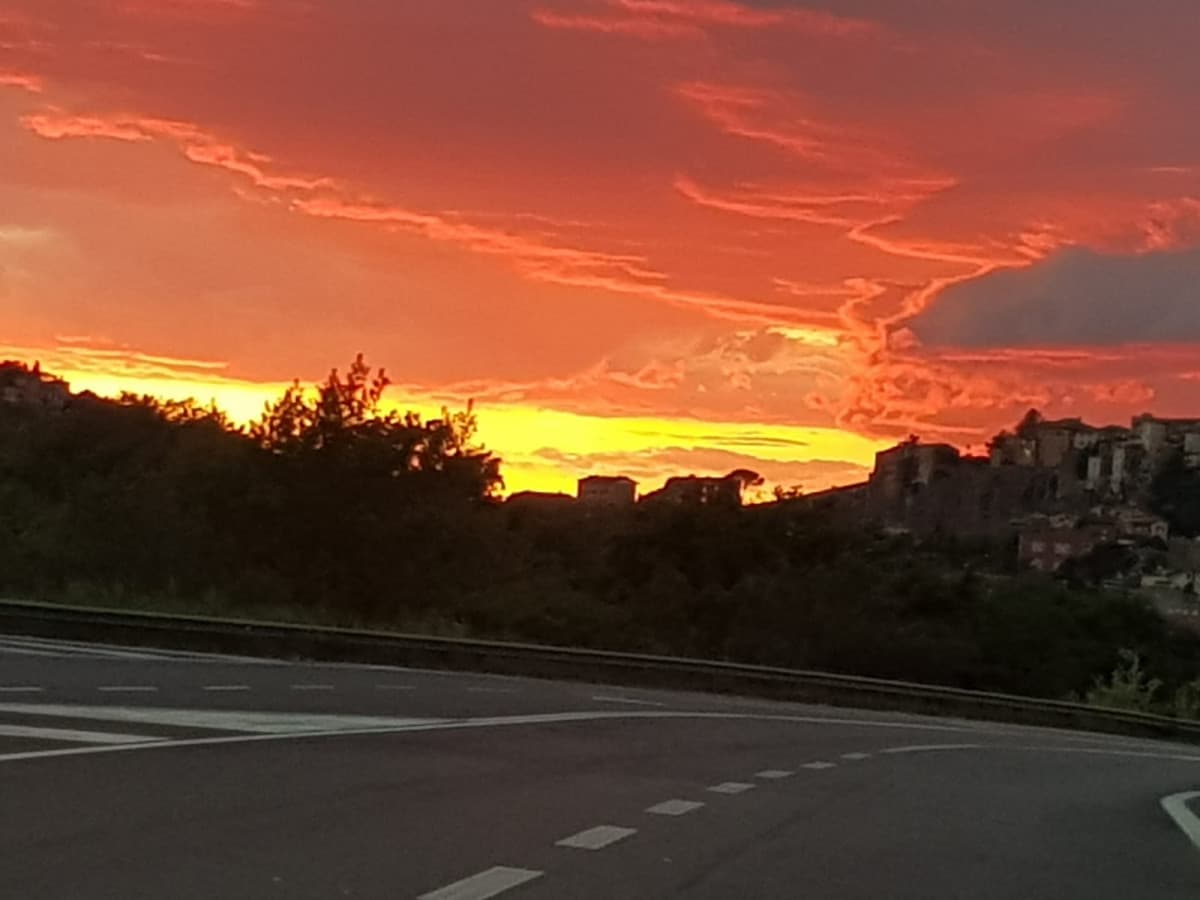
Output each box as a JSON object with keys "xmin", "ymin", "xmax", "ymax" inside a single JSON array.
[{"xmin": 4, "ymin": 1, "xmax": 1200, "ymax": 495}]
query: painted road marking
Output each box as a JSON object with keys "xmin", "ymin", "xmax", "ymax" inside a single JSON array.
[
  {"xmin": 418, "ymin": 866, "xmax": 543, "ymax": 900},
  {"xmin": 802, "ymin": 761, "xmax": 836, "ymax": 770},
  {"xmin": 0, "ymin": 636, "xmax": 170, "ymax": 661},
  {"xmin": 5, "ymin": 709, "xmax": 1192, "ymax": 767},
  {"xmin": 590, "ymin": 694, "xmax": 666, "ymax": 707},
  {"xmin": 0, "ymin": 645, "xmax": 62, "ymax": 658},
  {"xmin": 0, "ymin": 687, "xmax": 43, "ymax": 694},
  {"xmin": 96, "ymin": 686, "xmax": 158, "ymax": 693},
  {"xmin": 882, "ymin": 743, "xmax": 983, "ymax": 754},
  {"xmin": 0, "ymin": 724, "xmax": 162, "ymax": 744},
  {"xmin": 0, "ymin": 704, "xmax": 441, "ymax": 735},
  {"xmin": 556, "ymin": 825, "xmax": 637, "ymax": 850},
  {"xmin": 841, "ymin": 752, "xmax": 871, "ymax": 760},
  {"xmin": 646, "ymin": 799, "xmax": 704, "ymax": 816},
  {"xmin": 290, "ymin": 684, "xmax": 334, "ymax": 691},
  {"xmin": 202, "ymin": 685, "xmax": 250, "ymax": 692},
  {"xmin": 755, "ymin": 769, "xmax": 794, "ymax": 780},
  {"xmin": 1161, "ymin": 791, "xmax": 1200, "ymax": 852},
  {"xmin": 0, "ymin": 635, "xmax": 282, "ymax": 665},
  {"xmin": 708, "ymin": 781, "xmax": 756, "ymax": 794}
]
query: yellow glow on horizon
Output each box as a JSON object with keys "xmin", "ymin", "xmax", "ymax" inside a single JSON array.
[{"xmin": 51, "ymin": 366, "xmax": 883, "ymax": 496}]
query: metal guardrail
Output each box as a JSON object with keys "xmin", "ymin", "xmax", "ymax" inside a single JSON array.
[{"xmin": 2, "ymin": 598, "xmax": 1199, "ymax": 742}]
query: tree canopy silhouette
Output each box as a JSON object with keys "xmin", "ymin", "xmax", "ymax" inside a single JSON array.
[{"xmin": 252, "ymin": 354, "xmax": 501, "ymax": 499}]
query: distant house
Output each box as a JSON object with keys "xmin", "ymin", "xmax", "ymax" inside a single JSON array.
[
  {"xmin": 640, "ymin": 470, "xmax": 760, "ymax": 507},
  {"xmin": 868, "ymin": 439, "xmax": 961, "ymax": 514},
  {"xmin": 1133, "ymin": 413, "xmax": 1200, "ymax": 469},
  {"xmin": 577, "ymin": 475, "xmax": 637, "ymax": 506},
  {"xmin": 1018, "ymin": 523, "xmax": 1116, "ymax": 572},
  {"xmin": 506, "ymin": 491, "xmax": 576, "ymax": 510},
  {"xmin": 1113, "ymin": 507, "xmax": 1169, "ymax": 541},
  {"xmin": 0, "ymin": 361, "xmax": 69, "ymax": 411}
]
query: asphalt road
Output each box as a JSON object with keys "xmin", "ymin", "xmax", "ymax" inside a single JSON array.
[{"xmin": 2, "ymin": 634, "xmax": 1199, "ymax": 899}]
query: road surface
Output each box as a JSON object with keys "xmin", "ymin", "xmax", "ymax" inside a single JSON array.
[{"xmin": 1, "ymin": 633, "xmax": 1199, "ymax": 899}]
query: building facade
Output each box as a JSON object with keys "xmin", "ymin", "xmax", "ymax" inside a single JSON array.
[{"xmin": 577, "ymin": 475, "xmax": 637, "ymax": 506}]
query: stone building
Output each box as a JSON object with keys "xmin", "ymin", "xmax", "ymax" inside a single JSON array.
[
  {"xmin": 0, "ymin": 362, "xmax": 69, "ymax": 411},
  {"xmin": 577, "ymin": 475, "xmax": 637, "ymax": 506}
]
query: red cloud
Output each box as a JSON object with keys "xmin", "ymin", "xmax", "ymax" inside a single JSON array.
[
  {"xmin": 530, "ymin": 9, "xmax": 703, "ymax": 40},
  {"xmin": 615, "ymin": 0, "xmax": 879, "ymax": 35},
  {"xmin": 0, "ymin": 71, "xmax": 41, "ymax": 92},
  {"xmin": 110, "ymin": 0, "xmax": 259, "ymax": 21},
  {"xmin": 533, "ymin": 0, "xmax": 881, "ymax": 41}
]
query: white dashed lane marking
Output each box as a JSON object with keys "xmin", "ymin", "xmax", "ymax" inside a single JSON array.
[
  {"xmin": 202, "ymin": 685, "xmax": 249, "ymax": 692},
  {"xmin": 289, "ymin": 684, "xmax": 334, "ymax": 691},
  {"xmin": 708, "ymin": 781, "xmax": 756, "ymax": 795},
  {"xmin": 555, "ymin": 825, "xmax": 637, "ymax": 850},
  {"xmin": 882, "ymin": 744, "xmax": 982, "ymax": 754},
  {"xmin": 801, "ymin": 761, "xmax": 836, "ymax": 770},
  {"xmin": 755, "ymin": 769, "xmax": 794, "ymax": 780},
  {"xmin": 646, "ymin": 799, "xmax": 704, "ymax": 816},
  {"xmin": 0, "ymin": 686, "xmax": 43, "ymax": 694},
  {"xmin": 418, "ymin": 866, "xmax": 543, "ymax": 900},
  {"xmin": 841, "ymin": 752, "xmax": 871, "ymax": 760}
]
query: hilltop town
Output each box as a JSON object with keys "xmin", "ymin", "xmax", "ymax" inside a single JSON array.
[{"xmin": 507, "ymin": 402, "xmax": 1200, "ymax": 630}]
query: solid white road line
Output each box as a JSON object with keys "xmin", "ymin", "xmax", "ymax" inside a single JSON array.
[
  {"xmin": 0, "ymin": 724, "xmax": 162, "ymax": 744},
  {"xmin": 0, "ymin": 635, "xmax": 280, "ymax": 665},
  {"xmin": 590, "ymin": 694, "xmax": 666, "ymax": 707},
  {"xmin": 418, "ymin": 866, "xmax": 543, "ymax": 900},
  {"xmin": 0, "ymin": 686, "xmax": 43, "ymax": 693},
  {"xmin": 0, "ymin": 703, "xmax": 441, "ymax": 735},
  {"xmin": 0, "ymin": 637, "xmax": 169, "ymax": 661},
  {"xmin": 96, "ymin": 686, "xmax": 158, "ymax": 693},
  {"xmin": 881, "ymin": 743, "xmax": 983, "ymax": 754},
  {"xmin": 801, "ymin": 761, "xmax": 836, "ymax": 770},
  {"xmin": 755, "ymin": 769, "xmax": 794, "ymax": 779},
  {"xmin": 555, "ymin": 825, "xmax": 637, "ymax": 850},
  {"xmin": 0, "ymin": 645, "xmax": 63, "ymax": 658},
  {"xmin": 202, "ymin": 685, "xmax": 250, "ymax": 692},
  {"xmin": 708, "ymin": 781, "xmax": 756, "ymax": 794},
  {"xmin": 289, "ymin": 684, "xmax": 334, "ymax": 691},
  {"xmin": 3, "ymin": 708, "xmax": 1200, "ymax": 767},
  {"xmin": 1161, "ymin": 791, "xmax": 1200, "ymax": 852},
  {"xmin": 841, "ymin": 752, "xmax": 871, "ymax": 760},
  {"xmin": 646, "ymin": 799, "xmax": 704, "ymax": 816}
]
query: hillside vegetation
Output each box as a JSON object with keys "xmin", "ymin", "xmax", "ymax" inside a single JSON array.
[{"xmin": 2, "ymin": 358, "xmax": 1199, "ymax": 712}]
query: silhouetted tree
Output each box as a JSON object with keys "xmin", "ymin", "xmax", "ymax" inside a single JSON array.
[{"xmin": 251, "ymin": 354, "xmax": 501, "ymax": 499}]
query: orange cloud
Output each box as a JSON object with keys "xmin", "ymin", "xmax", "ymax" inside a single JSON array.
[
  {"xmin": 6, "ymin": 1, "xmax": 1200, "ymax": 494},
  {"xmin": 22, "ymin": 111, "xmax": 332, "ymax": 191},
  {"xmin": 21, "ymin": 106, "xmax": 832, "ymax": 329}
]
